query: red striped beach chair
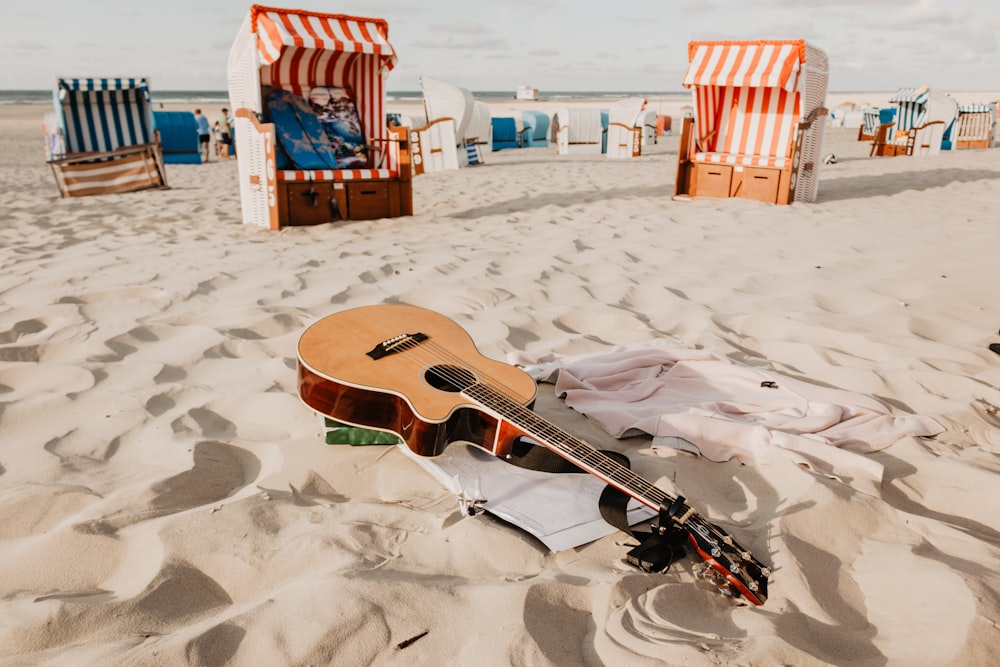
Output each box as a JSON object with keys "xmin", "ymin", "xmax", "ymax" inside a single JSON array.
[
  {"xmin": 46, "ymin": 78, "xmax": 168, "ymax": 198},
  {"xmin": 674, "ymin": 40, "xmax": 829, "ymax": 204},
  {"xmin": 227, "ymin": 5, "xmax": 412, "ymax": 229}
]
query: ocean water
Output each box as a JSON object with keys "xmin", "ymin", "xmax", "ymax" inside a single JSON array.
[{"xmin": 0, "ymin": 89, "xmax": 690, "ymax": 106}]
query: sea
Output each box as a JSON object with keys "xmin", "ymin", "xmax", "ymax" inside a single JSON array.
[{"xmin": 0, "ymin": 89, "xmax": 693, "ymax": 106}]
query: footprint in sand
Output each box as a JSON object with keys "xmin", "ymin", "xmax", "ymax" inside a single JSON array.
[
  {"xmin": 151, "ymin": 441, "xmax": 259, "ymax": 513},
  {"xmin": 0, "ymin": 318, "xmax": 46, "ymax": 343},
  {"xmin": 605, "ymin": 580, "xmax": 747, "ymax": 653}
]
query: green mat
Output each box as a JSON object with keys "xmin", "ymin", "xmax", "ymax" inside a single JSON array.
[{"xmin": 323, "ymin": 417, "xmax": 403, "ymax": 446}]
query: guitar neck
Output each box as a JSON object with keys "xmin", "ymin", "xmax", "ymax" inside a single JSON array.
[{"xmin": 463, "ymin": 382, "xmax": 685, "ymax": 515}]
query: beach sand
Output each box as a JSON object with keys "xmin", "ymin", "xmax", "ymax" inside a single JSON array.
[{"xmin": 2, "ymin": 96, "xmax": 1000, "ymax": 666}]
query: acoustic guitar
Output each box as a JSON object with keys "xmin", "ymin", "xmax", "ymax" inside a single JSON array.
[{"xmin": 297, "ymin": 304, "xmax": 769, "ymax": 605}]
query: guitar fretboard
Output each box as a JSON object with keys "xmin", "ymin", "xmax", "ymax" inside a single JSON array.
[{"xmin": 463, "ymin": 382, "xmax": 689, "ymax": 516}]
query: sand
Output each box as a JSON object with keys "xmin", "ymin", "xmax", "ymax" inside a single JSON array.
[{"xmin": 2, "ymin": 95, "xmax": 1000, "ymax": 666}]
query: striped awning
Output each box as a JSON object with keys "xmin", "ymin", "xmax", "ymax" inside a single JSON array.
[
  {"xmin": 958, "ymin": 103, "xmax": 993, "ymax": 113},
  {"xmin": 889, "ymin": 86, "xmax": 930, "ymax": 104},
  {"xmin": 55, "ymin": 77, "xmax": 155, "ymax": 153},
  {"xmin": 59, "ymin": 78, "xmax": 150, "ymax": 92},
  {"xmin": 250, "ymin": 5, "xmax": 396, "ymax": 71},
  {"xmin": 682, "ymin": 40, "xmax": 807, "ymax": 92}
]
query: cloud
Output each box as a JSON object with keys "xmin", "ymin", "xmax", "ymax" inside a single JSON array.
[
  {"xmin": 430, "ymin": 21, "xmax": 490, "ymax": 34},
  {"xmin": 411, "ymin": 37, "xmax": 509, "ymax": 50},
  {"xmin": 749, "ymin": 0, "xmax": 909, "ymax": 5},
  {"xmin": 1, "ymin": 40, "xmax": 48, "ymax": 51}
]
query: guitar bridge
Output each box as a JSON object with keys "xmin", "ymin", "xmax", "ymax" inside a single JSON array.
[{"xmin": 367, "ymin": 332, "xmax": 428, "ymax": 360}]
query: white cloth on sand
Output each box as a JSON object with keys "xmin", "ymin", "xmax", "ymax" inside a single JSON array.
[{"xmin": 509, "ymin": 341, "xmax": 944, "ymax": 483}]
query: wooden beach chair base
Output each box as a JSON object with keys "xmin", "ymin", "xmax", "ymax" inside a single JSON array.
[
  {"xmin": 277, "ymin": 178, "xmax": 412, "ymax": 227},
  {"xmin": 673, "ymin": 115, "xmax": 817, "ymax": 205},
  {"xmin": 48, "ymin": 143, "xmax": 168, "ymax": 198},
  {"xmin": 676, "ymin": 162, "xmax": 792, "ymax": 205}
]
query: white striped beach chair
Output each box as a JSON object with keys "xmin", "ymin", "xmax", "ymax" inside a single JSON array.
[
  {"xmin": 871, "ymin": 86, "xmax": 959, "ymax": 156},
  {"xmin": 674, "ymin": 40, "xmax": 829, "ymax": 204},
  {"xmin": 858, "ymin": 106, "xmax": 880, "ymax": 141},
  {"xmin": 46, "ymin": 77, "xmax": 167, "ymax": 198},
  {"xmin": 953, "ymin": 103, "xmax": 995, "ymax": 149},
  {"xmin": 417, "ymin": 77, "xmax": 488, "ymax": 169},
  {"xmin": 605, "ymin": 97, "xmax": 647, "ymax": 159},
  {"xmin": 554, "ymin": 108, "xmax": 604, "ymax": 155},
  {"xmin": 227, "ymin": 5, "xmax": 412, "ymax": 229}
]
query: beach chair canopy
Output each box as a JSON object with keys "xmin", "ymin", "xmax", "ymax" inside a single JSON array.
[
  {"xmin": 54, "ymin": 78, "xmax": 155, "ymax": 154},
  {"xmin": 958, "ymin": 103, "xmax": 993, "ymax": 113},
  {"xmin": 230, "ymin": 6, "xmax": 397, "ymax": 165},
  {"xmin": 250, "ymin": 5, "xmax": 396, "ymax": 82},
  {"xmin": 682, "ymin": 40, "xmax": 811, "ymax": 91},
  {"xmin": 681, "ymin": 40, "xmax": 828, "ymax": 168}
]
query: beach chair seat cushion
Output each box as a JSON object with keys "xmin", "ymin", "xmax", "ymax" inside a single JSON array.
[
  {"xmin": 692, "ymin": 151, "xmax": 792, "ymax": 169},
  {"xmin": 277, "ymin": 168, "xmax": 396, "ymax": 182}
]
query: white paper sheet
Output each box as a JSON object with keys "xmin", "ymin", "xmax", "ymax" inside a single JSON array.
[{"xmin": 398, "ymin": 442, "xmax": 655, "ymax": 552}]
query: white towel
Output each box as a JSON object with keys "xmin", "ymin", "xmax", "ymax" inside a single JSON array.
[{"xmin": 510, "ymin": 341, "xmax": 944, "ymax": 484}]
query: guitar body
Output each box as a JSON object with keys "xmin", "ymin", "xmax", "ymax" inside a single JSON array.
[
  {"xmin": 297, "ymin": 304, "xmax": 769, "ymax": 605},
  {"xmin": 297, "ymin": 304, "xmax": 538, "ymax": 457}
]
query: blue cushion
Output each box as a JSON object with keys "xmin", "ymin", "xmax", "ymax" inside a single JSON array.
[{"xmin": 267, "ymin": 89, "xmax": 339, "ymax": 170}]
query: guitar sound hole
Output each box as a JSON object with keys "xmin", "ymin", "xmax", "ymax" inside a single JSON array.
[{"xmin": 424, "ymin": 365, "xmax": 475, "ymax": 392}]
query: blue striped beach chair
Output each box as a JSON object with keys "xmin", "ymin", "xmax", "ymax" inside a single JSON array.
[
  {"xmin": 858, "ymin": 106, "xmax": 880, "ymax": 141},
  {"xmin": 872, "ymin": 86, "xmax": 959, "ymax": 156},
  {"xmin": 46, "ymin": 77, "xmax": 167, "ymax": 197}
]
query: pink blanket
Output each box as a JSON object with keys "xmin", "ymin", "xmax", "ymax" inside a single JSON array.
[{"xmin": 511, "ymin": 342, "xmax": 944, "ymax": 482}]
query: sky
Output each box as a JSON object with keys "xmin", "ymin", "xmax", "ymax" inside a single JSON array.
[{"xmin": 2, "ymin": 0, "xmax": 998, "ymax": 93}]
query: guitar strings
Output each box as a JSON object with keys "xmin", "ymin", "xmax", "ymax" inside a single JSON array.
[
  {"xmin": 383, "ymin": 334, "xmax": 681, "ymax": 511},
  {"xmin": 377, "ymin": 332, "xmax": 767, "ymax": 591}
]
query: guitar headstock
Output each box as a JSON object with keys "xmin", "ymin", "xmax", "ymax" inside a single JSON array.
[{"xmin": 682, "ymin": 515, "xmax": 769, "ymax": 606}]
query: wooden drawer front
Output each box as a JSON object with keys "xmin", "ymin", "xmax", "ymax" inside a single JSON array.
[
  {"xmin": 284, "ymin": 182, "xmax": 346, "ymax": 226},
  {"xmin": 741, "ymin": 167, "xmax": 780, "ymax": 203},
  {"xmin": 695, "ymin": 163, "xmax": 733, "ymax": 198},
  {"xmin": 347, "ymin": 181, "xmax": 391, "ymax": 220}
]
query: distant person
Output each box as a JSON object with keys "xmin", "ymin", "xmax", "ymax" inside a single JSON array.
[
  {"xmin": 213, "ymin": 120, "xmax": 223, "ymax": 157},
  {"xmin": 217, "ymin": 108, "xmax": 232, "ymax": 159},
  {"xmin": 194, "ymin": 109, "xmax": 210, "ymax": 162}
]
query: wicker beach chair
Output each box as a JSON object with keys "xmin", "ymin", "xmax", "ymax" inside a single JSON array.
[
  {"xmin": 605, "ymin": 97, "xmax": 647, "ymax": 159},
  {"xmin": 953, "ymin": 104, "xmax": 996, "ymax": 149},
  {"xmin": 554, "ymin": 108, "xmax": 604, "ymax": 155},
  {"xmin": 491, "ymin": 117, "xmax": 520, "ymax": 150},
  {"xmin": 674, "ymin": 40, "xmax": 829, "ymax": 204},
  {"xmin": 519, "ymin": 111, "xmax": 550, "ymax": 148},
  {"xmin": 870, "ymin": 86, "xmax": 959, "ymax": 157},
  {"xmin": 46, "ymin": 77, "xmax": 168, "ymax": 198},
  {"xmin": 417, "ymin": 77, "xmax": 488, "ymax": 168},
  {"xmin": 153, "ymin": 111, "xmax": 202, "ymax": 164},
  {"xmin": 227, "ymin": 5, "xmax": 412, "ymax": 229},
  {"xmin": 857, "ymin": 106, "xmax": 881, "ymax": 141}
]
